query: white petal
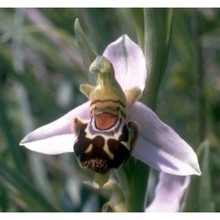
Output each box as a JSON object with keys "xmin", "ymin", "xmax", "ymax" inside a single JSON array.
[
  {"xmin": 146, "ymin": 172, "xmax": 190, "ymax": 212},
  {"xmin": 22, "ymin": 134, "xmax": 75, "ymax": 155},
  {"xmin": 129, "ymin": 102, "xmax": 201, "ymax": 176},
  {"xmin": 103, "ymin": 35, "xmax": 147, "ymax": 92},
  {"xmin": 20, "ymin": 101, "xmax": 90, "ymax": 154}
]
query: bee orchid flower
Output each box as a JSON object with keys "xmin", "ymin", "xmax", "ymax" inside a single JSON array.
[{"xmin": 20, "ymin": 35, "xmax": 201, "ymax": 179}]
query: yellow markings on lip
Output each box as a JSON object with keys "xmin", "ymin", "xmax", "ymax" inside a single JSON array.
[
  {"xmin": 85, "ymin": 144, "xmax": 93, "ymax": 154},
  {"xmin": 103, "ymin": 142, "xmax": 114, "ymax": 160},
  {"xmin": 121, "ymin": 141, "xmax": 130, "ymax": 151}
]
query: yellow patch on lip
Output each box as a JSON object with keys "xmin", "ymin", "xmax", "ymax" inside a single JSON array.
[
  {"xmin": 103, "ymin": 142, "xmax": 114, "ymax": 160},
  {"xmin": 85, "ymin": 144, "xmax": 93, "ymax": 153},
  {"xmin": 95, "ymin": 112, "xmax": 118, "ymax": 130}
]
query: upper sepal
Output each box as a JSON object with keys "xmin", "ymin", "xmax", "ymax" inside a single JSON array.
[{"xmin": 103, "ymin": 35, "xmax": 147, "ymax": 93}]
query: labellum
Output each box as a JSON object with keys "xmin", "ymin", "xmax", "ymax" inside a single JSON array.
[{"xmin": 72, "ymin": 56, "xmax": 139, "ymax": 173}]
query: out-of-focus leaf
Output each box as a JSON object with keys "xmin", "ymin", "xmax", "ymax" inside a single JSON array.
[
  {"xmin": 172, "ymin": 9, "xmax": 193, "ymax": 63},
  {"xmin": 131, "ymin": 9, "xmax": 144, "ymax": 50},
  {"xmin": 0, "ymin": 158, "xmax": 59, "ymax": 211},
  {"xmin": 0, "ymin": 187, "xmax": 9, "ymax": 211},
  {"xmin": 0, "ymin": 86, "xmax": 24, "ymax": 171},
  {"xmin": 144, "ymin": 9, "xmax": 173, "ymax": 109},
  {"xmin": 182, "ymin": 140, "xmax": 215, "ymax": 211}
]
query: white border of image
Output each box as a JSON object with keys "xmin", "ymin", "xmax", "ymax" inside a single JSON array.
[{"xmin": 1, "ymin": 0, "xmax": 220, "ymax": 8}]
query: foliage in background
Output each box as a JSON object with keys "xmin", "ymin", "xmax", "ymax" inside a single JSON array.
[{"xmin": 0, "ymin": 8, "xmax": 220, "ymax": 211}]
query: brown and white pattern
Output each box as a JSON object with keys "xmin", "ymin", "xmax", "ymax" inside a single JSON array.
[{"xmin": 73, "ymin": 99, "xmax": 138, "ymax": 173}]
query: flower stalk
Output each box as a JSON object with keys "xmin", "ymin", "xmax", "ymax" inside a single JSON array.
[{"xmin": 125, "ymin": 9, "xmax": 173, "ymax": 212}]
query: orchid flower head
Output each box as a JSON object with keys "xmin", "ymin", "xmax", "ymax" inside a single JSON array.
[
  {"xmin": 73, "ymin": 55, "xmax": 139, "ymax": 173},
  {"xmin": 20, "ymin": 35, "xmax": 201, "ymax": 177}
]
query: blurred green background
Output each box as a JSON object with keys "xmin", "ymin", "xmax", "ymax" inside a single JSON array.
[{"xmin": 0, "ymin": 8, "xmax": 220, "ymax": 211}]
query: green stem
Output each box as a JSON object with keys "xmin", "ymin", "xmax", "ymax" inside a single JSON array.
[
  {"xmin": 127, "ymin": 161, "xmax": 150, "ymax": 211},
  {"xmin": 126, "ymin": 9, "xmax": 173, "ymax": 212}
]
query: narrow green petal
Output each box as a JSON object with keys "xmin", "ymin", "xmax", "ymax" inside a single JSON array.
[{"xmin": 74, "ymin": 18, "xmax": 97, "ymax": 83}]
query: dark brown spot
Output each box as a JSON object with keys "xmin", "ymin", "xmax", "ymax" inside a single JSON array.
[{"xmin": 107, "ymin": 138, "xmax": 130, "ymax": 168}]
